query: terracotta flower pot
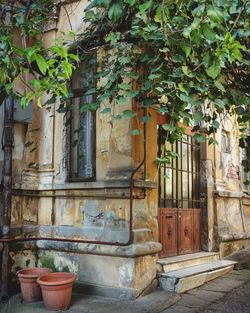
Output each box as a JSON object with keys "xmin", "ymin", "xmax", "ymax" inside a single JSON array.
[
  {"xmin": 17, "ymin": 267, "xmax": 52, "ymax": 302},
  {"xmin": 37, "ymin": 272, "xmax": 76, "ymax": 311}
]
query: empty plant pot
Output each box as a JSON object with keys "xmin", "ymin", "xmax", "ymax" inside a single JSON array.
[
  {"xmin": 17, "ymin": 267, "xmax": 52, "ymax": 302},
  {"xmin": 37, "ymin": 272, "xmax": 76, "ymax": 311}
]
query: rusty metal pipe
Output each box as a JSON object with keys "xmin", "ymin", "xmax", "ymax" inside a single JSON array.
[{"xmin": 1, "ymin": 95, "xmax": 14, "ymax": 302}]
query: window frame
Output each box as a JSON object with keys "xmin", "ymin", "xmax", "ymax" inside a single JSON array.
[{"xmin": 66, "ymin": 85, "xmax": 96, "ymax": 183}]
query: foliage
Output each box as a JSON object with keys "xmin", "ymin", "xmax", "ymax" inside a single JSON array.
[
  {"xmin": 0, "ymin": 0, "xmax": 249, "ymax": 171},
  {"xmin": 78, "ymin": 0, "xmax": 250, "ymax": 168},
  {"xmin": 0, "ymin": 0, "xmax": 78, "ymax": 107}
]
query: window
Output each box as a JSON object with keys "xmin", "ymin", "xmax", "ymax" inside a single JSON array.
[
  {"xmin": 221, "ymin": 130, "xmax": 231, "ymax": 153},
  {"xmin": 66, "ymin": 61, "xmax": 96, "ymax": 181}
]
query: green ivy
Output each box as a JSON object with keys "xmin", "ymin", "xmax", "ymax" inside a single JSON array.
[
  {"xmin": 78, "ymin": 0, "xmax": 250, "ymax": 170},
  {"xmin": 0, "ymin": 0, "xmax": 249, "ymax": 172},
  {"xmin": 0, "ymin": 1, "xmax": 78, "ymax": 107}
]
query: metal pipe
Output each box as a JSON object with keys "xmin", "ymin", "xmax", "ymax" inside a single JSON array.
[{"xmin": 1, "ymin": 95, "xmax": 14, "ymax": 302}]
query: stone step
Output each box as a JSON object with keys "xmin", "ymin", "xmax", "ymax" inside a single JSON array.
[
  {"xmin": 158, "ymin": 260, "xmax": 237, "ymax": 293},
  {"xmin": 157, "ymin": 252, "xmax": 220, "ymax": 273}
]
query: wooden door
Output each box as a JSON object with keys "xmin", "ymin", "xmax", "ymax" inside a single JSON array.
[{"xmin": 158, "ymin": 127, "xmax": 201, "ymax": 257}]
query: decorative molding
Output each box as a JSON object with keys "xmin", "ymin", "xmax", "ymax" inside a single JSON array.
[
  {"xmin": 213, "ymin": 190, "xmax": 243, "ymax": 199},
  {"xmin": 219, "ymin": 232, "xmax": 250, "ymax": 242}
]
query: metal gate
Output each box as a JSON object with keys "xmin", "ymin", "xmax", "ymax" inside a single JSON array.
[{"xmin": 158, "ymin": 126, "xmax": 201, "ymax": 257}]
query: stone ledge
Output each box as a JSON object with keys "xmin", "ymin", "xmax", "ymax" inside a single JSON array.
[
  {"xmin": 36, "ymin": 240, "xmax": 162, "ymax": 258},
  {"xmin": 8, "ymin": 225, "xmax": 160, "ymax": 256},
  {"xmin": 219, "ymin": 232, "xmax": 250, "ymax": 242},
  {"xmin": 10, "ymin": 240, "xmax": 162, "ymax": 258},
  {"xmin": 214, "ymin": 191, "xmax": 243, "ymax": 199},
  {"xmin": 12, "ymin": 179, "xmax": 157, "ymax": 194}
]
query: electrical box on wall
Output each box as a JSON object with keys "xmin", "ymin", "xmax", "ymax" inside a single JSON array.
[{"xmin": 14, "ymin": 99, "xmax": 33, "ymax": 124}]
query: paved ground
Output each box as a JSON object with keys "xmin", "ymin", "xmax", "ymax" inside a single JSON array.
[
  {"xmin": 200, "ymin": 281, "xmax": 250, "ymax": 313},
  {"xmin": 161, "ymin": 269, "xmax": 250, "ymax": 313},
  {"xmin": 0, "ymin": 269, "xmax": 249, "ymax": 313},
  {"xmin": 0, "ymin": 289, "xmax": 180, "ymax": 313}
]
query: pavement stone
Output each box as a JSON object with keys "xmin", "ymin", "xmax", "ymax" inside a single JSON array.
[
  {"xmin": 176, "ymin": 294, "xmax": 210, "ymax": 308},
  {"xmin": 161, "ymin": 304, "xmax": 197, "ymax": 313},
  {"xmin": 0, "ymin": 289, "xmax": 180, "ymax": 313},
  {"xmin": 187, "ymin": 289, "xmax": 225, "ymax": 302},
  {"xmin": 225, "ymin": 269, "xmax": 250, "ymax": 281},
  {"xmin": 198, "ymin": 281, "xmax": 250, "ymax": 313},
  {"xmin": 198, "ymin": 277, "xmax": 244, "ymax": 292}
]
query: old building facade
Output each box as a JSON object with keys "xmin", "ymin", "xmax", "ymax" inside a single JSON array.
[{"xmin": 0, "ymin": 0, "xmax": 249, "ymax": 299}]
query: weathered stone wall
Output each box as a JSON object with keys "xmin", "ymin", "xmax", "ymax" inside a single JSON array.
[
  {"xmin": 243, "ymin": 195, "xmax": 250, "ymax": 232},
  {"xmin": 2, "ymin": 0, "xmax": 160, "ymax": 298},
  {"xmin": 211, "ymin": 116, "xmax": 249, "ymax": 255}
]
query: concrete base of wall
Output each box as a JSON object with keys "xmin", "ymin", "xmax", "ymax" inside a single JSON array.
[
  {"xmin": 36, "ymin": 249, "xmax": 159, "ymax": 300},
  {"xmin": 9, "ymin": 240, "xmax": 161, "ymax": 300},
  {"xmin": 74, "ymin": 279, "xmax": 158, "ymax": 300},
  {"xmin": 219, "ymin": 238, "xmax": 250, "ymax": 258}
]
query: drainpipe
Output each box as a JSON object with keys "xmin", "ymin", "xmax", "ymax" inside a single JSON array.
[{"xmin": 1, "ymin": 96, "xmax": 14, "ymax": 302}]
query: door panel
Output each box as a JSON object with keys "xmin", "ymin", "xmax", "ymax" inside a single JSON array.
[
  {"xmin": 160, "ymin": 208, "xmax": 177, "ymax": 257},
  {"xmin": 178, "ymin": 209, "xmax": 193, "ymax": 255}
]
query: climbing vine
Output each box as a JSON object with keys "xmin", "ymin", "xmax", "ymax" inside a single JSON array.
[
  {"xmin": 0, "ymin": 0, "xmax": 250, "ymax": 172},
  {"xmin": 77, "ymin": 0, "xmax": 250, "ymax": 172},
  {"xmin": 0, "ymin": 0, "xmax": 78, "ymax": 107}
]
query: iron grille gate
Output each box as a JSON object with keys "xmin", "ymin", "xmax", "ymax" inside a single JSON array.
[{"xmin": 158, "ymin": 126, "xmax": 201, "ymax": 257}]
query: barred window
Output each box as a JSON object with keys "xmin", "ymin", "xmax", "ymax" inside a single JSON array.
[{"xmin": 66, "ymin": 61, "xmax": 96, "ymax": 181}]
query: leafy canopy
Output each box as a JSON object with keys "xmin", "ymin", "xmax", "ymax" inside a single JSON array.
[
  {"xmin": 79, "ymin": 0, "xmax": 250, "ymax": 170},
  {"xmin": 0, "ymin": 0, "xmax": 249, "ymax": 171},
  {"xmin": 0, "ymin": 0, "xmax": 78, "ymax": 107}
]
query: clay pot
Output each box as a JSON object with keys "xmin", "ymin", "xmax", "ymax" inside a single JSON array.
[
  {"xmin": 17, "ymin": 267, "xmax": 52, "ymax": 302},
  {"xmin": 37, "ymin": 272, "xmax": 76, "ymax": 311}
]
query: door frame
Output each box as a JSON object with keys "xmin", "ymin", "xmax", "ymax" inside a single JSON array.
[{"xmin": 157, "ymin": 117, "xmax": 201, "ymax": 257}]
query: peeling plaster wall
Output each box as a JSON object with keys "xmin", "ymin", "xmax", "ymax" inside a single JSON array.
[
  {"xmin": 5, "ymin": 1, "xmax": 160, "ymax": 298},
  {"xmin": 243, "ymin": 196, "xmax": 250, "ymax": 232},
  {"xmin": 36, "ymin": 249, "xmax": 157, "ymax": 299},
  {"xmin": 211, "ymin": 116, "xmax": 249, "ymax": 255},
  {"xmin": 215, "ymin": 198, "xmax": 244, "ymax": 235},
  {"xmin": 192, "ymin": 114, "xmax": 248, "ymax": 254}
]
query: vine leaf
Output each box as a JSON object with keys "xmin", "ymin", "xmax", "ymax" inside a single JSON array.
[
  {"xmin": 206, "ymin": 59, "xmax": 221, "ymax": 79},
  {"xmin": 35, "ymin": 54, "xmax": 47, "ymax": 75}
]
